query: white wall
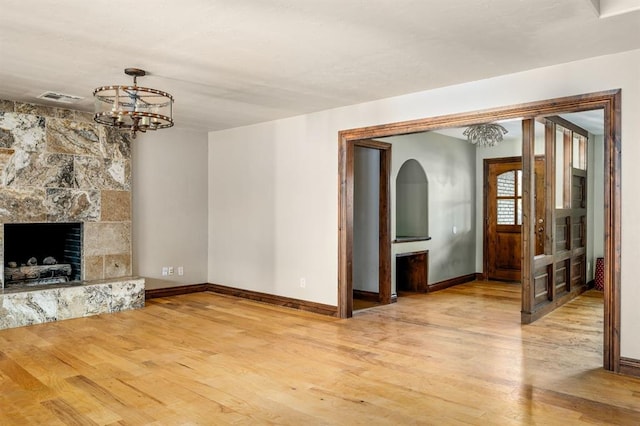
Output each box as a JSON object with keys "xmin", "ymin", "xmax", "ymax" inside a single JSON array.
[
  {"xmin": 209, "ymin": 49, "xmax": 640, "ymax": 359},
  {"xmin": 353, "ymin": 147, "xmax": 380, "ymax": 293},
  {"xmin": 132, "ymin": 127, "xmax": 209, "ymax": 289},
  {"xmin": 383, "ymin": 132, "xmax": 476, "ymax": 287}
]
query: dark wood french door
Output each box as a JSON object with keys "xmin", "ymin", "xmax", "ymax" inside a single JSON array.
[{"xmin": 522, "ymin": 117, "xmax": 589, "ymax": 323}]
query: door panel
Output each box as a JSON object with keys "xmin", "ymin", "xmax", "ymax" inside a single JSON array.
[
  {"xmin": 534, "ymin": 265, "xmax": 551, "ymax": 304},
  {"xmin": 486, "ymin": 161, "xmax": 522, "ymax": 281},
  {"xmin": 495, "ymin": 232, "xmax": 521, "ymax": 271},
  {"xmin": 485, "ymin": 158, "xmax": 544, "ymax": 281},
  {"xmin": 522, "ymin": 117, "xmax": 589, "ymax": 323}
]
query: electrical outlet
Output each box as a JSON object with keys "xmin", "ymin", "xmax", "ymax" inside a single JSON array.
[
  {"xmin": 168, "ymin": 266, "xmax": 174, "ymax": 276},
  {"xmin": 162, "ymin": 267, "xmax": 168, "ymax": 276},
  {"xmin": 178, "ymin": 266, "xmax": 184, "ymax": 276},
  {"xmin": 300, "ymin": 277, "xmax": 306, "ymax": 288}
]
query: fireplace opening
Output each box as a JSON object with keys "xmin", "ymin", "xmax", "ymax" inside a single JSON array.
[{"xmin": 4, "ymin": 222, "xmax": 82, "ymax": 288}]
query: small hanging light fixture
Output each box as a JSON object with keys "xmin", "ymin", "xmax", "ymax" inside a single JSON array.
[
  {"xmin": 463, "ymin": 123, "xmax": 508, "ymax": 148},
  {"xmin": 93, "ymin": 68, "xmax": 174, "ymax": 138}
]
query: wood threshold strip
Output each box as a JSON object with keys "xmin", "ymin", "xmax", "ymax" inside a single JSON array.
[{"xmin": 146, "ymin": 283, "xmax": 338, "ymax": 317}]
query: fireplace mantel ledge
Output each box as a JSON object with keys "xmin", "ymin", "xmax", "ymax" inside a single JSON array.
[{"xmin": 0, "ymin": 276, "xmax": 145, "ymax": 330}]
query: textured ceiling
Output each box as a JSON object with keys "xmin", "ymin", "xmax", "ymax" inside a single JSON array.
[{"xmin": 0, "ymin": 0, "xmax": 638, "ymax": 132}]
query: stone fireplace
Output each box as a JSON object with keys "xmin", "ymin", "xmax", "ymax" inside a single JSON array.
[
  {"xmin": 0, "ymin": 99, "xmax": 144, "ymax": 329},
  {"xmin": 4, "ymin": 222, "xmax": 83, "ymax": 287}
]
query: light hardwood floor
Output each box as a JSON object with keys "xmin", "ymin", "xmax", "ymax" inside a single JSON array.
[{"xmin": 1, "ymin": 281, "xmax": 639, "ymax": 425}]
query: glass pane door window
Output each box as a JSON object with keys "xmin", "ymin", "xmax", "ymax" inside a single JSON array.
[{"xmin": 496, "ymin": 170, "xmax": 522, "ymax": 225}]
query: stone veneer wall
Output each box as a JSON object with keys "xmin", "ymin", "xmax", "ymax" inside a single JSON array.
[{"xmin": 0, "ymin": 99, "xmax": 132, "ymax": 287}]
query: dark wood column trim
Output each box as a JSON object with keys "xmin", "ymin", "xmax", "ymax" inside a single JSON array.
[
  {"xmin": 521, "ymin": 119, "xmax": 535, "ymax": 318},
  {"xmin": 544, "ymin": 120, "xmax": 555, "ymax": 257},
  {"xmin": 338, "ymin": 133, "xmax": 350, "ymax": 319},
  {"xmin": 604, "ymin": 90, "xmax": 622, "ymax": 372},
  {"xmin": 340, "ymin": 139, "xmax": 392, "ymax": 318}
]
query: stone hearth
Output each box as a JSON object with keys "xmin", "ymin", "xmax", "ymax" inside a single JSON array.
[{"xmin": 0, "ymin": 278, "xmax": 144, "ymax": 330}]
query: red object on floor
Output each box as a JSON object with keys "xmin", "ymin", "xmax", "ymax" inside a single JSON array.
[{"xmin": 595, "ymin": 257, "xmax": 604, "ymax": 291}]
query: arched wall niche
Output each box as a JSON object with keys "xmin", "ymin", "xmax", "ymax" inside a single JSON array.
[{"xmin": 396, "ymin": 159, "xmax": 429, "ymax": 240}]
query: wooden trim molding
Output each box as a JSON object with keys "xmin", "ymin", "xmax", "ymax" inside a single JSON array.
[
  {"xmin": 339, "ymin": 139, "xmax": 392, "ymax": 318},
  {"xmin": 353, "ymin": 290, "xmax": 380, "ymax": 302},
  {"xmin": 619, "ymin": 357, "xmax": 640, "ymax": 378},
  {"xmin": 338, "ymin": 89, "xmax": 622, "ymax": 373},
  {"xmin": 545, "ymin": 115, "xmax": 589, "ymax": 137},
  {"xmin": 338, "ymin": 91, "xmax": 619, "ymax": 140},
  {"xmin": 428, "ymin": 273, "xmax": 477, "ymax": 293},
  {"xmin": 145, "ymin": 283, "xmax": 210, "ymax": 299},
  {"xmin": 207, "ymin": 283, "xmax": 338, "ymax": 317},
  {"xmin": 145, "ymin": 283, "xmax": 338, "ymax": 317}
]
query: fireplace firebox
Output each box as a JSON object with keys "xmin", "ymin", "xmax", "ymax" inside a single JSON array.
[{"xmin": 3, "ymin": 222, "xmax": 82, "ymax": 288}]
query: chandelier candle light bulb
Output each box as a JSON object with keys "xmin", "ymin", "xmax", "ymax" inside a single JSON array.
[{"xmin": 112, "ymin": 87, "xmax": 119, "ymax": 112}]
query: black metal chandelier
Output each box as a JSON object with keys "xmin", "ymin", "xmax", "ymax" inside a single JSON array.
[{"xmin": 93, "ymin": 68, "xmax": 174, "ymax": 138}]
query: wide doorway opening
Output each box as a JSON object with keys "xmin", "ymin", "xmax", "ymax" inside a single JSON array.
[{"xmin": 338, "ymin": 90, "xmax": 620, "ymax": 372}]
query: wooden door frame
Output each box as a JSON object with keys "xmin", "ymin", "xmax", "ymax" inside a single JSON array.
[
  {"xmin": 338, "ymin": 89, "xmax": 621, "ymax": 372},
  {"xmin": 343, "ymin": 139, "xmax": 392, "ymax": 318}
]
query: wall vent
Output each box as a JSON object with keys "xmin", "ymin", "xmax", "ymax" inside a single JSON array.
[{"xmin": 37, "ymin": 91, "xmax": 84, "ymax": 104}]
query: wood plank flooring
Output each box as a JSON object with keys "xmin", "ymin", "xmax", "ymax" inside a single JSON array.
[{"xmin": 1, "ymin": 281, "xmax": 639, "ymax": 425}]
